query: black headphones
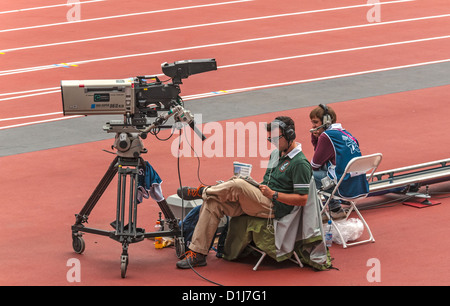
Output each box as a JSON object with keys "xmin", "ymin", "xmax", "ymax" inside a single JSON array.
[
  {"xmin": 271, "ymin": 119, "xmax": 296, "ymax": 142},
  {"xmin": 319, "ymin": 104, "xmax": 332, "ymax": 129}
]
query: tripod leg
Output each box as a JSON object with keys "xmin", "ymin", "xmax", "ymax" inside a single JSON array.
[
  {"xmin": 156, "ymin": 199, "xmax": 176, "ymax": 220},
  {"xmin": 157, "ymin": 198, "xmax": 184, "ymax": 257},
  {"xmin": 75, "ymin": 156, "xmax": 119, "ymax": 224},
  {"xmin": 131, "ymin": 169, "xmax": 139, "ymax": 234},
  {"xmin": 157, "ymin": 199, "xmax": 180, "ymax": 231},
  {"xmin": 127, "ymin": 167, "xmax": 139, "ymax": 234},
  {"xmin": 114, "ymin": 159, "xmax": 143, "ymax": 237},
  {"xmin": 118, "ymin": 167, "xmax": 127, "ymax": 233}
]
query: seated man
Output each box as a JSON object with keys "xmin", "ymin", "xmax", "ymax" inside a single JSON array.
[
  {"xmin": 175, "ymin": 116, "xmax": 312, "ymax": 268},
  {"xmin": 309, "ymin": 104, "xmax": 364, "ymax": 219}
]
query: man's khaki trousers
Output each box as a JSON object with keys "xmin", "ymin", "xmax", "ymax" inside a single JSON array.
[{"xmin": 188, "ymin": 178, "xmax": 274, "ymax": 255}]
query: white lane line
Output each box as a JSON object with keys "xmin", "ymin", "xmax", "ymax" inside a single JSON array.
[
  {"xmin": 1, "ymin": 34, "xmax": 449, "ymax": 100},
  {"xmin": 1, "ymin": 58, "xmax": 449, "ymax": 130},
  {"xmin": 0, "ymin": 86, "xmax": 61, "ymax": 97},
  {"xmin": 217, "ymin": 35, "xmax": 450, "ymax": 69},
  {"xmin": 0, "ymin": 115, "xmax": 83, "ymax": 130},
  {"xmin": 0, "ymin": 0, "xmax": 253, "ymax": 33},
  {"xmin": 0, "ymin": 89, "xmax": 62, "ymax": 101},
  {"xmin": 0, "ymin": 17, "xmax": 448, "ymax": 78},
  {"xmin": 184, "ymin": 58, "xmax": 450, "ymax": 100},
  {"xmin": 0, "ymin": 112, "xmax": 63, "ymax": 121},
  {"xmin": 0, "ymin": 0, "xmax": 415, "ymax": 53},
  {"xmin": 0, "ymin": 0, "xmax": 105, "ymax": 15}
]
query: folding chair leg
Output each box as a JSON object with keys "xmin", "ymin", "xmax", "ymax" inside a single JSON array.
[
  {"xmin": 248, "ymin": 245, "xmax": 266, "ymax": 271},
  {"xmin": 289, "ymin": 251, "xmax": 304, "ymax": 268},
  {"xmin": 332, "ymin": 203, "xmax": 375, "ymax": 248},
  {"xmin": 253, "ymin": 253, "xmax": 266, "ymax": 271},
  {"xmin": 248, "ymin": 245, "xmax": 303, "ymax": 270},
  {"xmin": 345, "ymin": 203, "xmax": 375, "ymax": 247},
  {"xmin": 320, "ymin": 196, "xmax": 334, "ymax": 225},
  {"xmin": 330, "ymin": 221, "xmax": 348, "ymax": 248}
]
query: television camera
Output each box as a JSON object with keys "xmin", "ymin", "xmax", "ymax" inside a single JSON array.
[
  {"xmin": 61, "ymin": 58, "xmax": 216, "ymax": 157},
  {"xmin": 62, "ymin": 59, "xmax": 217, "ymax": 277}
]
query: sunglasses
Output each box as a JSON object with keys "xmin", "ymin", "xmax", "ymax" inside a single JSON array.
[{"xmin": 267, "ymin": 135, "xmax": 284, "ymax": 143}]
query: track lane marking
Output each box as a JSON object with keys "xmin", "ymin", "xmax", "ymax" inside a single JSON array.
[
  {"xmin": 1, "ymin": 58, "xmax": 449, "ymax": 130},
  {"xmin": 0, "ymin": 0, "xmax": 254, "ymax": 33},
  {"xmin": 0, "ymin": 0, "xmax": 105, "ymax": 15},
  {"xmin": 1, "ymin": 34, "xmax": 449, "ymax": 99},
  {"xmin": 0, "ymin": 21, "xmax": 448, "ymax": 77},
  {"xmin": 0, "ymin": 0, "xmax": 415, "ymax": 52}
]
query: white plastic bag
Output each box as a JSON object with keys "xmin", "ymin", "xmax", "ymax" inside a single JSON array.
[{"xmin": 331, "ymin": 218, "xmax": 364, "ymax": 244}]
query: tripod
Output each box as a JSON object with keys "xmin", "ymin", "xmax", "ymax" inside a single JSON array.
[{"xmin": 71, "ymin": 150, "xmax": 185, "ymax": 278}]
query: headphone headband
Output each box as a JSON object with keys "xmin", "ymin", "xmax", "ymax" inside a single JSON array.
[{"xmin": 270, "ymin": 119, "xmax": 296, "ymax": 142}]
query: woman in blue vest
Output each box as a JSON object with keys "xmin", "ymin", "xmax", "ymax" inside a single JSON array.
[{"xmin": 309, "ymin": 104, "xmax": 368, "ymax": 220}]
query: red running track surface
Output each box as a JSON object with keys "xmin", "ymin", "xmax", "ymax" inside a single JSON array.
[{"xmin": 0, "ymin": 0, "xmax": 449, "ymax": 286}]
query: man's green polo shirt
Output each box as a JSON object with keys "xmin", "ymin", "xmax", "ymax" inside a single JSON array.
[{"xmin": 262, "ymin": 143, "xmax": 312, "ymax": 219}]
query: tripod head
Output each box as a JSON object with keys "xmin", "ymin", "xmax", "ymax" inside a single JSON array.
[{"xmin": 104, "ymin": 104, "xmax": 204, "ymax": 158}]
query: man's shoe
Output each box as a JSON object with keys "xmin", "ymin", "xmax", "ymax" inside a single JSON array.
[
  {"xmin": 176, "ymin": 251, "xmax": 207, "ymax": 269},
  {"xmin": 177, "ymin": 185, "xmax": 205, "ymax": 200},
  {"xmin": 331, "ymin": 208, "xmax": 347, "ymax": 220},
  {"xmin": 322, "ymin": 208, "xmax": 347, "ymax": 222}
]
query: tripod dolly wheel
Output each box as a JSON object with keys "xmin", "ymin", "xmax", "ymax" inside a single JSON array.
[
  {"xmin": 175, "ymin": 237, "xmax": 185, "ymax": 259},
  {"xmin": 72, "ymin": 235, "xmax": 85, "ymax": 254},
  {"xmin": 120, "ymin": 254, "xmax": 129, "ymax": 278}
]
